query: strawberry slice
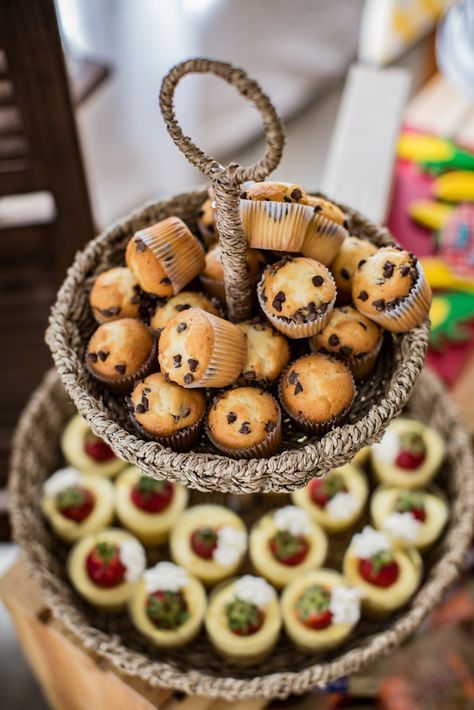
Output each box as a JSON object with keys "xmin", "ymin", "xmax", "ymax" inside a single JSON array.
[
  {"xmin": 226, "ymin": 599, "xmax": 264, "ymax": 636},
  {"xmin": 86, "ymin": 542, "xmax": 126, "ymax": 588},
  {"xmin": 295, "ymin": 584, "xmax": 333, "ymax": 629},
  {"xmin": 190, "ymin": 528, "xmax": 218, "ymax": 559},
  {"xmin": 309, "ymin": 472, "xmax": 347, "ymax": 509},
  {"xmin": 146, "ymin": 590, "xmax": 189, "ymax": 630},
  {"xmin": 84, "ymin": 430, "xmax": 116, "ymax": 462},
  {"xmin": 359, "ymin": 552, "xmax": 400, "ymax": 588},
  {"xmin": 395, "ymin": 432, "xmax": 426, "ymax": 470},
  {"xmin": 395, "ymin": 491, "xmax": 426, "ymax": 522},
  {"xmin": 302, "ymin": 609, "xmax": 333, "ymax": 630},
  {"xmin": 56, "ymin": 485, "xmax": 95, "ymax": 523},
  {"xmin": 269, "ymin": 530, "xmax": 309, "ymax": 566},
  {"xmin": 130, "ymin": 476, "xmax": 174, "ymax": 513}
]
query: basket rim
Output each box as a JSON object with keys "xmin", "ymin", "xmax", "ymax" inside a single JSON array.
[
  {"xmin": 9, "ymin": 367, "xmax": 474, "ymax": 700},
  {"xmin": 45, "ymin": 189, "xmax": 430, "ymax": 493}
]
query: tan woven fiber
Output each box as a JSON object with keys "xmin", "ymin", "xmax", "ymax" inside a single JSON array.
[{"xmin": 9, "ymin": 368, "xmax": 474, "ymax": 700}]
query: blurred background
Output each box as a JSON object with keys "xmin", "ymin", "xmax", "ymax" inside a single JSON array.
[{"xmin": 1, "ymin": 0, "xmax": 474, "ymax": 708}]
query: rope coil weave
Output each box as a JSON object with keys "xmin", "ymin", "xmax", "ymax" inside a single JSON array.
[{"xmin": 9, "ymin": 368, "xmax": 474, "ymax": 700}]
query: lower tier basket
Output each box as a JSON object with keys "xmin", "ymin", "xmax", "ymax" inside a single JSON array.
[{"xmin": 9, "ymin": 368, "xmax": 474, "ymax": 701}]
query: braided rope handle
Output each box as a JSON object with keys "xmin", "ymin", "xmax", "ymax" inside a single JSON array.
[{"xmin": 159, "ymin": 58, "xmax": 285, "ymax": 321}]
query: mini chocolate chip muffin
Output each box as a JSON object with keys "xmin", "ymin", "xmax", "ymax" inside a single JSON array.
[
  {"xmin": 126, "ymin": 216, "xmax": 205, "ymax": 297},
  {"xmin": 129, "ymin": 373, "xmax": 205, "ymax": 451},
  {"xmin": 86, "ymin": 318, "xmax": 156, "ymax": 393},
  {"xmin": 330, "ymin": 236, "xmax": 378, "ymax": 304},
  {"xmin": 279, "ymin": 353, "xmax": 355, "ymax": 434},
  {"xmin": 310, "ymin": 306, "xmax": 383, "ymax": 381},
  {"xmin": 199, "ymin": 244, "xmax": 265, "ymax": 305},
  {"xmin": 299, "ymin": 195, "xmax": 348, "ymax": 265},
  {"xmin": 241, "ymin": 181, "xmax": 307, "ymax": 204},
  {"xmin": 89, "ymin": 267, "xmax": 141, "ymax": 323},
  {"xmin": 150, "ymin": 291, "xmax": 220, "ymax": 332},
  {"xmin": 352, "ymin": 247, "xmax": 432, "ymax": 333},
  {"xmin": 236, "ymin": 319, "xmax": 290, "ymax": 385},
  {"xmin": 158, "ymin": 307, "xmax": 247, "ymax": 388},
  {"xmin": 206, "ymin": 387, "xmax": 282, "ymax": 458},
  {"xmin": 258, "ymin": 256, "xmax": 336, "ymax": 338},
  {"xmin": 196, "ymin": 197, "xmax": 217, "ymax": 248}
]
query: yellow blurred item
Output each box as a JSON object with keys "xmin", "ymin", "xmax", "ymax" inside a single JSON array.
[
  {"xmin": 408, "ymin": 199, "xmax": 453, "ymax": 230},
  {"xmin": 420, "ymin": 256, "xmax": 474, "ymax": 293},
  {"xmin": 433, "ymin": 171, "xmax": 474, "ymax": 202},
  {"xmin": 398, "ymin": 133, "xmax": 454, "ymax": 162}
]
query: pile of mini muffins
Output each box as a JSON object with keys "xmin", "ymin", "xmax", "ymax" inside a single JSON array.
[
  {"xmin": 85, "ymin": 180, "xmax": 432, "ymax": 458},
  {"xmin": 41, "ymin": 413, "xmax": 448, "ymax": 663}
]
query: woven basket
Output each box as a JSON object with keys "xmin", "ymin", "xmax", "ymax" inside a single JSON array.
[
  {"xmin": 45, "ymin": 58, "xmax": 430, "ymax": 493},
  {"xmin": 9, "ymin": 367, "xmax": 474, "ymax": 700}
]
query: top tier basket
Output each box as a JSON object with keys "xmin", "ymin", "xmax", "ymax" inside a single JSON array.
[{"xmin": 46, "ymin": 58, "xmax": 430, "ymax": 494}]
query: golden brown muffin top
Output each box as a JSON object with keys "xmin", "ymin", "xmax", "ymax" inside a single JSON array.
[
  {"xmin": 301, "ymin": 195, "xmax": 346, "ymax": 226},
  {"xmin": 241, "ymin": 181, "xmax": 307, "ymax": 203},
  {"xmin": 259, "ymin": 256, "xmax": 336, "ymax": 323},
  {"xmin": 89, "ymin": 267, "xmax": 140, "ymax": 323},
  {"xmin": 280, "ymin": 353, "xmax": 355, "ymax": 424},
  {"xmin": 150, "ymin": 291, "xmax": 220, "ymax": 331},
  {"xmin": 202, "ymin": 244, "xmax": 264, "ymax": 281},
  {"xmin": 352, "ymin": 247, "xmax": 419, "ymax": 318},
  {"xmin": 311, "ymin": 306, "xmax": 382, "ymax": 358},
  {"xmin": 207, "ymin": 387, "xmax": 280, "ymax": 450},
  {"xmin": 331, "ymin": 236, "xmax": 378, "ymax": 299},
  {"xmin": 237, "ymin": 320, "xmax": 290, "ymax": 384},
  {"xmin": 130, "ymin": 372, "xmax": 205, "ymax": 437},
  {"xmin": 87, "ymin": 319, "xmax": 154, "ymax": 380},
  {"xmin": 158, "ymin": 308, "xmax": 218, "ymax": 386},
  {"xmin": 197, "ymin": 197, "xmax": 215, "ymax": 231}
]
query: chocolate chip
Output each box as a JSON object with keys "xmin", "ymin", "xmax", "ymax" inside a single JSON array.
[
  {"xmin": 208, "ymin": 224, "xmax": 215, "ymax": 233},
  {"xmin": 181, "ymin": 407, "xmax": 191, "ymax": 418},
  {"xmin": 358, "ymin": 321, "xmax": 368, "ymax": 330},
  {"xmin": 101, "ymin": 305, "xmax": 121, "ymax": 317},
  {"xmin": 340, "ymin": 268, "xmax": 350, "ymax": 280},
  {"xmin": 115, "ymin": 364, "xmax": 126, "ymax": 375},
  {"xmin": 160, "ymin": 276, "xmax": 171, "ymax": 285},
  {"xmin": 98, "ymin": 350, "xmax": 109, "ymax": 361},
  {"xmin": 140, "ymin": 396, "xmax": 149, "ymax": 412},
  {"xmin": 383, "ymin": 261, "xmax": 395, "ymax": 278},
  {"xmin": 283, "ymin": 195, "xmax": 292, "ymax": 203},
  {"xmin": 358, "ymin": 259, "xmax": 367, "ymax": 269},
  {"xmin": 239, "ymin": 422, "xmax": 251, "ymax": 434},
  {"xmin": 294, "ymin": 381, "xmax": 304, "ymax": 395},
  {"xmin": 135, "ymin": 238, "xmax": 147, "ymax": 253},
  {"xmin": 135, "ymin": 403, "xmax": 146, "ymax": 414},
  {"xmin": 143, "ymin": 387, "xmax": 151, "ymax": 394},
  {"xmin": 265, "ymin": 420, "xmax": 276, "ymax": 433},
  {"xmin": 175, "ymin": 304, "xmax": 190, "ymax": 312},
  {"xmin": 340, "ymin": 345, "xmax": 353, "ymax": 356},
  {"xmin": 288, "ymin": 370, "xmax": 298, "ymax": 384},
  {"xmin": 227, "ymin": 411, "xmax": 237, "ymax": 424},
  {"xmin": 312, "ymin": 275, "xmax": 324, "ymax": 287},
  {"xmin": 373, "ymin": 299, "xmax": 386, "ymax": 311},
  {"xmin": 400, "ymin": 264, "xmax": 411, "ymax": 277},
  {"xmin": 242, "ymin": 370, "xmax": 256, "ymax": 380},
  {"xmin": 272, "ymin": 290, "xmax": 286, "ymax": 312},
  {"xmin": 319, "ymin": 302, "xmax": 328, "ymax": 314},
  {"xmin": 358, "ymin": 291, "xmax": 369, "ymax": 301},
  {"xmin": 240, "ymin": 191, "xmax": 248, "ymax": 200},
  {"xmin": 171, "ymin": 413, "xmax": 180, "ymax": 422},
  {"xmin": 328, "ymin": 334, "xmax": 340, "ymax": 346},
  {"xmin": 188, "ymin": 358, "xmax": 198, "ymax": 372},
  {"xmin": 88, "ymin": 352, "xmax": 98, "ymax": 363},
  {"xmin": 184, "ymin": 373, "xmax": 194, "ymax": 385},
  {"xmin": 173, "ymin": 354, "xmax": 182, "ymax": 368},
  {"xmin": 343, "ymin": 219, "xmax": 349, "ymax": 230},
  {"xmin": 177, "ymin": 322, "xmax": 187, "ymax": 332},
  {"xmin": 313, "ymin": 204, "xmax": 322, "ymax": 213},
  {"xmin": 291, "ymin": 188, "xmax": 302, "ymax": 201},
  {"xmin": 197, "ymin": 209, "xmax": 205, "ymax": 217}
]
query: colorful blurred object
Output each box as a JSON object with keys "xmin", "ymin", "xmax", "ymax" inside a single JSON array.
[
  {"xmin": 439, "ymin": 203, "xmax": 474, "ymax": 277},
  {"xmin": 421, "ymin": 257, "xmax": 474, "ymax": 292},
  {"xmin": 398, "ymin": 132, "xmax": 474, "ymax": 173},
  {"xmin": 430, "ymin": 292, "xmax": 474, "ymax": 349},
  {"xmin": 433, "ymin": 170, "xmax": 474, "ymax": 202},
  {"xmin": 408, "ymin": 198, "xmax": 452, "ymax": 230}
]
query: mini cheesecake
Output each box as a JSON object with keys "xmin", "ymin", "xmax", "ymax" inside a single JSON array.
[
  {"xmin": 371, "ymin": 487, "xmax": 448, "ymax": 550},
  {"xmin": 343, "ymin": 526, "xmax": 423, "ymax": 615},
  {"xmin": 115, "ymin": 467, "xmax": 189, "ymax": 546},
  {"xmin": 61, "ymin": 414, "xmax": 126, "ymax": 478},
  {"xmin": 68, "ymin": 528, "xmax": 146, "ymax": 610},
  {"xmin": 41, "ymin": 467, "xmax": 115, "ymax": 543},
  {"xmin": 371, "ymin": 418, "xmax": 445, "ymax": 489},
  {"xmin": 281, "ymin": 569, "xmax": 361, "ymax": 652},
  {"xmin": 249, "ymin": 506, "xmax": 327, "ymax": 589},
  {"xmin": 129, "ymin": 562, "xmax": 206, "ymax": 649},
  {"xmin": 205, "ymin": 575, "xmax": 281, "ymax": 665},
  {"xmin": 169, "ymin": 505, "xmax": 247, "ymax": 587},
  {"xmin": 291, "ymin": 464, "xmax": 368, "ymax": 533}
]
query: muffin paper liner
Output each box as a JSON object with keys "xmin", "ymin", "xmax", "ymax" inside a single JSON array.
[
  {"xmin": 240, "ymin": 200, "xmax": 312, "ymax": 252},
  {"xmin": 85, "ymin": 328, "xmax": 158, "ymax": 395},
  {"xmin": 300, "ymin": 213, "xmax": 347, "ymax": 265},
  {"xmin": 278, "ymin": 361, "xmax": 356, "ymax": 436},
  {"xmin": 257, "ymin": 268, "xmax": 336, "ymax": 339},
  {"xmin": 187, "ymin": 312, "xmax": 247, "ymax": 388},
  {"xmin": 205, "ymin": 396, "xmax": 282, "ymax": 459},
  {"xmin": 130, "ymin": 412, "xmax": 203, "ymax": 452},
  {"xmin": 138, "ymin": 217, "xmax": 205, "ymax": 295}
]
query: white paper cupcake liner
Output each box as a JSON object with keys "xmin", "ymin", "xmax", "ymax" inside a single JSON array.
[
  {"xmin": 240, "ymin": 200, "xmax": 313, "ymax": 252},
  {"xmin": 130, "ymin": 412, "xmax": 203, "ymax": 452},
  {"xmin": 138, "ymin": 217, "xmax": 205, "ymax": 295},
  {"xmin": 187, "ymin": 312, "xmax": 247, "ymax": 388},
  {"xmin": 300, "ymin": 213, "xmax": 347, "ymax": 265}
]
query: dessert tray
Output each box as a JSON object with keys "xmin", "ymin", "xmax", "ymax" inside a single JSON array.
[{"xmin": 45, "ymin": 58, "xmax": 430, "ymax": 493}]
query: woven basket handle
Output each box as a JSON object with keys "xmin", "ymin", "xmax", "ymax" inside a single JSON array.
[{"xmin": 159, "ymin": 58, "xmax": 284, "ymax": 321}]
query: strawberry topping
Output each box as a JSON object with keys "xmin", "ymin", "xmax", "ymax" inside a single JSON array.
[
  {"xmin": 146, "ymin": 590, "xmax": 189, "ymax": 630},
  {"xmin": 395, "ymin": 431, "xmax": 427, "ymax": 470},
  {"xmin": 395, "ymin": 491, "xmax": 426, "ymax": 522},
  {"xmin": 86, "ymin": 542, "xmax": 126, "ymax": 588},
  {"xmin": 226, "ymin": 599, "xmax": 264, "ymax": 636},
  {"xmin": 84, "ymin": 429, "xmax": 116, "ymax": 462},
  {"xmin": 358, "ymin": 551, "xmax": 400, "ymax": 588},
  {"xmin": 130, "ymin": 476, "xmax": 174, "ymax": 513},
  {"xmin": 309, "ymin": 473, "xmax": 347, "ymax": 509},
  {"xmin": 269, "ymin": 530, "xmax": 309, "ymax": 566},
  {"xmin": 295, "ymin": 584, "xmax": 333, "ymax": 630},
  {"xmin": 190, "ymin": 528, "xmax": 218, "ymax": 559},
  {"xmin": 56, "ymin": 485, "xmax": 95, "ymax": 523}
]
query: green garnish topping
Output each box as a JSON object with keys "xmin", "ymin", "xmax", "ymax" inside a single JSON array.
[
  {"xmin": 94, "ymin": 541, "xmax": 117, "ymax": 565},
  {"xmin": 369, "ymin": 549, "xmax": 395, "ymax": 574},
  {"xmin": 226, "ymin": 599, "xmax": 261, "ymax": 635},
  {"xmin": 295, "ymin": 585, "xmax": 331, "ymax": 621},
  {"xmin": 56, "ymin": 486, "xmax": 87, "ymax": 510},
  {"xmin": 321, "ymin": 472, "xmax": 346, "ymax": 499},
  {"xmin": 146, "ymin": 591, "xmax": 189, "ymax": 630},
  {"xmin": 400, "ymin": 431, "xmax": 426, "ymax": 456},
  {"xmin": 395, "ymin": 491, "xmax": 425, "ymax": 514},
  {"xmin": 135, "ymin": 476, "xmax": 168, "ymax": 496}
]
